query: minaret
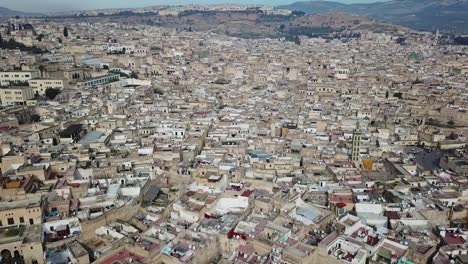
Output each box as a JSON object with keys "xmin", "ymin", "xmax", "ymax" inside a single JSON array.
[{"xmin": 352, "ymin": 121, "xmax": 362, "ymax": 164}]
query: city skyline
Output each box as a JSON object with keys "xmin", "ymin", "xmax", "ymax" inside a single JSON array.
[
  {"xmin": 2, "ymin": 0, "xmax": 388, "ymax": 13},
  {"xmin": 0, "ymin": 1, "xmax": 467, "ymax": 264}
]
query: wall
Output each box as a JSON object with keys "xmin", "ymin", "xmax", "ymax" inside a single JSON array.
[
  {"xmin": 0, "ymin": 239, "xmax": 43, "ymax": 264},
  {"xmin": 282, "ymin": 243, "xmax": 316, "ymax": 264},
  {"xmin": 0, "ymin": 205, "xmax": 42, "ymax": 227},
  {"xmin": 78, "ymin": 202, "xmax": 140, "ymax": 242}
]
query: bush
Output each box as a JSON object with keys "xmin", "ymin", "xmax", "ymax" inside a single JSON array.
[
  {"xmin": 0, "ymin": 38, "xmax": 47, "ymax": 54},
  {"xmin": 45, "ymin": 88, "xmax": 61, "ymax": 100},
  {"xmin": 31, "ymin": 114, "xmax": 41, "ymax": 122},
  {"xmin": 153, "ymin": 88, "xmax": 164, "ymax": 95},
  {"xmin": 130, "ymin": 71, "xmax": 139, "ymax": 79}
]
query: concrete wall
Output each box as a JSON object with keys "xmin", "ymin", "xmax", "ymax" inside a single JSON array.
[
  {"xmin": 78, "ymin": 202, "xmax": 140, "ymax": 242},
  {"xmin": 0, "ymin": 240, "xmax": 43, "ymax": 264},
  {"xmin": 0, "ymin": 205, "xmax": 42, "ymax": 227}
]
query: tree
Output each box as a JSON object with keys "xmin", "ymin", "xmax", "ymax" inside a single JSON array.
[
  {"xmin": 31, "ymin": 114, "xmax": 41, "ymax": 123},
  {"xmin": 45, "ymin": 88, "xmax": 61, "ymax": 100},
  {"xmin": 153, "ymin": 88, "xmax": 164, "ymax": 95},
  {"xmin": 0, "ymin": 37, "xmax": 47, "ymax": 54},
  {"xmin": 291, "ymin": 11, "xmax": 306, "ymax": 16},
  {"xmin": 448, "ymin": 120, "xmax": 455, "ymax": 128},
  {"xmin": 448, "ymin": 132, "xmax": 458, "ymax": 140},
  {"xmin": 63, "ymin": 26, "xmax": 69, "ymax": 38},
  {"xmin": 293, "ymin": 35, "xmax": 301, "ymax": 45},
  {"xmin": 130, "ymin": 71, "xmax": 139, "ymax": 79},
  {"xmin": 393, "ymin": 92, "xmax": 403, "ymax": 99}
]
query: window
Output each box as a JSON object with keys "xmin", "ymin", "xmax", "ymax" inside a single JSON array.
[
  {"xmin": 19, "ymin": 217, "xmax": 24, "ymax": 224},
  {"xmin": 29, "ymin": 219, "xmax": 34, "ymax": 225},
  {"xmin": 7, "ymin": 218, "xmax": 14, "ymax": 225}
]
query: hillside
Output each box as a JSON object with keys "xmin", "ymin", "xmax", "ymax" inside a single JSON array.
[
  {"xmin": 44, "ymin": 8, "xmax": 410, "ymax": 42},
  {"xmin": 277, "ymin": 0, "xmax": 468, "ymax": 33},
  {"xmin": 0, "ymin": 7, "xmax": 43, "ymax": 17}
]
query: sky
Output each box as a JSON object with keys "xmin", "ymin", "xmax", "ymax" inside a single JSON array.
[{"xmin": 2, "ymin": 0, "xmax": 387, "ymax": 13}]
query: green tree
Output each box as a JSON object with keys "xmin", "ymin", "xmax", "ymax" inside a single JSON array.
[
  {"xmin": 130, "ymin": 71, "xmax": 139, "ymax": 79},
  {"xmin": 45, "ymin": 88, "xmax": 61, "ymax": 100},
  {"xmin": 31, "ymin": 114, "xmax": 41, "ymax": 123},
  {"xmin": 63, "ymin": 26, "xmax": 69, "ymax": 38},
  {"xmin": 293, "ymin": 35, "xmax": 301, "ymax": 45},
  {"xmin": 291, "ymin": 11, "xmax": 306, "ymax": 16},
  {"xmin": 153, "ymin": 88, "xmax": 164, "ymax": 95},
  {"xmin": 448, "ymin": 120, "xmax": 455, "ymax": 128},
  {"xmin": 448, "ymin": 132, "xmax": 458, "ymax": 140}
]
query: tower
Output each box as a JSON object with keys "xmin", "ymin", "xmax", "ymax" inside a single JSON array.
[{"xmin": 352, "ymin": 122, "xmax": 362, "ymax": 163}]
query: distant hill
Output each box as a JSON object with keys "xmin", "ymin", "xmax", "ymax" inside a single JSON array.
[
  {"xmin": 0, "ymin": 7, "xmax": 43, "ymax": 17},
  {"xmin": 277, "ymin": 0, "xmax": 468, "ymax": 33}
]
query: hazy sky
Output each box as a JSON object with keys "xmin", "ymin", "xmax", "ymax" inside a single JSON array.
[{"xmin": 2, "ymin": 0, "xmax": 387, "ymax": 13}]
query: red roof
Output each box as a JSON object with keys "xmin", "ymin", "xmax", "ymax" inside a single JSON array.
[
  {"xmin": 0, "ymin": 126, "xmax": 17, "ymax": 132},
  {"xmin": 227, "ymin": 227, "xmax": 247, "ymax": 240},
  {"xmin": 386, "ymin": 211, "xmax": 400, "ymax": 220},
  {"xmin": 241, "ymin": 189, "xmax": 254, "ymax": 197},
  {"xmin": 443, "ymin": 233, "xmax": 465, "ymax": 245},
  {"xmin": 100, "ymin": 250, "xmax": 144, "ymax": 264},
  {"xmin": 330, "ymin": 193, "xmax": 353, "ymax": 203},
  {"xmin": 238, "ymin": 245, "xmax": 254, "ymax": 255},
  {"xmin": 336, "ymin": 202, "xmax": 347, "ymax": 208}
]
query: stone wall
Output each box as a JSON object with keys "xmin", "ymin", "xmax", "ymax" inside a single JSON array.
[{"xmin": 78, "ymin": 202, "xmax": 140, "ymax": 242}]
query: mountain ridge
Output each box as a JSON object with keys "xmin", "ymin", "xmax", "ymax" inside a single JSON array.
[
  {"xmin": 276, "ymin": 0, "xmax": 468, "ymax": 33},
  {"xmin": 0, "ymin": 7, "xmax": 43, "ymax": 17}
]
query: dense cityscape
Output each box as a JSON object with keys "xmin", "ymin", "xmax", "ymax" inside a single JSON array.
[{"xmin": 0, "ymin": 3, "xmax": 467, "ymax": 264}]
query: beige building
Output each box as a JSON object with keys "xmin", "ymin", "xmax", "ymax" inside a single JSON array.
[
  {"xmin": 28, "ymin": 79, "xmax": 67, "ymax": 96},
  {"xmin": 67, "ymin": 240, "xmax": 90, "ymax": 264},
  {"xmin": 0, "ymin": 71, "xmax": 40, "ymax": 87},
  {"xmin": 0, "ymin": 155, "xmax": 25, "ymax": 175},
  {"xmin": 418, "ymin": 129, "xmax": 446, "ymax": 147},
  {"xmin": 0, "ymin": 87, "xmax": 35, "ymax": 106},
  {"xmin": 0, "ymin": 225, "xmax": 44, "ymax": 264},
  {"xmin": 0, "ymin": 197, "xmax": 43, "ymax": 227}
]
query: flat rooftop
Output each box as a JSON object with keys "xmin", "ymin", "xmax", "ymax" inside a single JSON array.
[{"xmin": 0, "ymin": 196, "xmax": 42, "ymax": 211}]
